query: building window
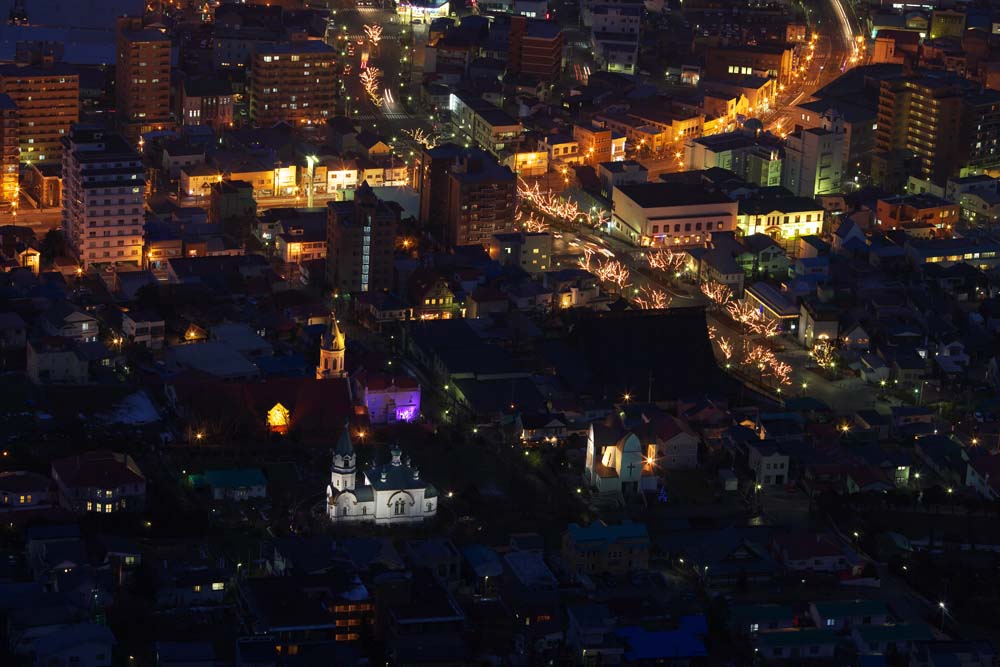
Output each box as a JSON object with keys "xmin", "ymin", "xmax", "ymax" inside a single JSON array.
[{"xmin": 212, "ymin": 582, "xmax": 224, "ymax": 591}]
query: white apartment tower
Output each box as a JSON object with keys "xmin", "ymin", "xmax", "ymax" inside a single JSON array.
[
  {"xmin": 782, "ymin": 113, "xmax": 845, "ymax": 198},
  {"xmin": 61, "ymin": 126, "xmax": 145, "ymax": 269}
]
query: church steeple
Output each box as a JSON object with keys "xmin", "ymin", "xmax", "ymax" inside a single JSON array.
[
  {"xmin": 330, "ymin": 421, "xmax": 356, "ymax": 491},
  {"xmin": 316, "ymin": 311, "xmax": 346, "ymax": 380}
]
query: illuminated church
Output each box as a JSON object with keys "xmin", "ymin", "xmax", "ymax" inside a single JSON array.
[
  {"xmin": 317, "ymin": 313, "xmax": 347, "ymax": 380},
  {"xmin": 326, "ymin": 427, "xmax": 438, "ymax": 526},
  {"xmin": 584, "ymin": 423, "xmax": 659, "ymax": 498}
]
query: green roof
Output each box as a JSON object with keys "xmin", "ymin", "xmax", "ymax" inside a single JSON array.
[
  {"xmin": 730, "ymin": 604, "xmax": 795, "ymax": 622},
  {"xmin": 853, "ymin": 624, "xmax": 933, "ymax": 643},
  {"xmin": 190, "ymin": 468, "xmax": 267, "ymax": 489},
  {"xmin": 756, "ymin": 629, "xmax": 839, "ymax": 648},
  {"xmin": 812, "ymin": 600, "xmax": 888, "ymax": 619}
]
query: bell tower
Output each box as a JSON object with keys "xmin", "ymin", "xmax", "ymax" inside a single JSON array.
[
  {"xmin": 330, "ymin": 422, "xmax": 356, "ymax": 491},
  {"xmin": 317, "ymin": 312, "xmax": 346, "ymax": 380}
]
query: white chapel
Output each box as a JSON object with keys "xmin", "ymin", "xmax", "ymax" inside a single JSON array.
[{"xmin": 326, "ymin": 426, "xmax": 438, "ymax": 525}]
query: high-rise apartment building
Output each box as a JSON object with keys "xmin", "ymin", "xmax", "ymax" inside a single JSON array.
[
  {"xmin": 326, "ymin": 182, "xmax": 399, "ymax": 294},
  {"xmin": 0, "ymin": 94, "xmax": 17, "ymax": 207},
  {"xmin": 446, "ymin": 150, "xmax": 517, "ymax": 247},
  {"xmin": 508, "ymin": 16, "xmax": 564, "ymax": 81},
  {"xmin": 0, "ymin": 63, "xmax": 78, "ymax": 166},
  {"xmin": 874, "ymin": 73, "xmax": 1000, "ymax": 186},
  {"xmin": 416, "ymin": 144, "xmax": 517, "ymax": 247},
  {"xmin": 782, "ymin": 114, "xmax": 845, "ymax": 197},
  {"xmin": 61, "ymin": 126, "xmax": 146, "ymax": 269},
  {"xmin": 116, "ymin": 17, "xmax": 172, "ymax": 143},
  {"xmin": 250, "ymin": 41, "xmax": 337, "ymax": 126}
]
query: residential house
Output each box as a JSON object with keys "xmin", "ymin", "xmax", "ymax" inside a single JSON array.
[
  {"xmin": 851, "ymin": 624, "xmax": 934, "ymax": 655},
  {"xmin": 809, "ymin": 600, "xmax": 889, "ymax": 631},
  {"xmin": 562, "ymin": 521, "xmax": 650, "ymax": 575},
  {"xmin": 122, "ymin": 310, "xmax": 165, "ymax": 350},
  {"xmin": 771, "ymin": 534, "xmax": 851, "ymax": 574},
  {"xmin": 915, "ymin": 435, "xmax": 969, "ymax": 488},
  {"xmin": 190, "ymin": 468, "xmax": 267, "ymax": 501},
  {"xmin": 0, "ymin": 471, "xmax": 50, "ymax": 511},
  {"xmin": 520, "ymin": 413, "xmax": 568, "ymax": 443},
  {"xmin": 42, "ymin": 303, "xmax": 98, "ymax": 342},
  {"xmin": 32, "ymin": 623, "xmax": 116, "ymax": 667},
  {"xmin": 739, "ymin": 234, "xmax": 789, "ymax": 278},
  {"xmin": 755, "ymin": 629, "xmax": 838, "ymax": 661},
  {"xmin": 26, "ymin": 337, "xmax": 90, "ymax": 384},
  {"xmin": 748, "ymin": 442, "xmax": 789, "ymax": 485},
  {"xmin": 51, "ymin": 451, "xmax": 146, "ymax": 514},
  {"xmin": 155, "ymin": 564, "xmax": 230, "ymax": 609},
  {"xmin": 966, "ymin": 453, "xmax": 1000, "ymax": 500},
  {"xmin": 729, "ymin": 603, "xmax": 796, "ymax": 636},
  {"xmin": 566, "ymin": 605, "xmax": 624, "ymax": 665}
]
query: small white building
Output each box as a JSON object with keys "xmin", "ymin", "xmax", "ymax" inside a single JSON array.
[
  {"xmin": 326, "ymin": 428, "xmax": 438, "ymax": 525},
  {"xmin": 584, "ymin": 424, "xmax": 658, "ymax": 498},
  {"xmin": 360, "ymin": 373, "xmax": 421, "ymax": 424},
  {"xmin": 748, "ymin": 442, "xmax": 788, "ymax": 485}
]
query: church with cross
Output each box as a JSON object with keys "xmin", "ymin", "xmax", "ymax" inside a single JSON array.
[{"xmin": 584, "ymin": 423, "xmax": 659, "ymax": 499}]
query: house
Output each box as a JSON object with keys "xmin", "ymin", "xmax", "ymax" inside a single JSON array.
[
  {"xmin": 666, "ymin": 528, "xmax": 778, "ymax": 589},
  {"xmin": 845, "ymin": 467, "xmax": 894, "ymax": 494},
  {"xmin": 841, "ymin": 323, "xmax": 870, "ymax": 351},
  {"xmin": 915, "ymin": 435, "xmax": 969, "ymax": 488},
  {"xmin": 739, "ymin": 234, "xmax": 789, "ymax": 278},
  {"xmin": 650, "ymin": 414, "xmax": 700, "ymax": 469},
  {"xmin": 42, "ymin": 302, "xmax": 98, "ymax": 342},
  {"xmin": 748, "ymin": 442, "xmax": 789, "ymax": 485},
  {"xmin": 404, "ymin": 538, "xmax": 462, "ymax": 591},
  {"xmin": 729, "ymin": 603, "xmax": 796, "ymax": 636},
  {"xmin": 190, "ymin": 468, "xmax": 268, "ymax": 501},
  {"xmin": 798, "ymin": 299, "xmax": 839, "ymax": 347},
  {"xmin": 755, "ymin": 629, "xmax": 838, "ymax": 661},
  {"xmin": 771, "ymin": 533, "xmax": 851, "ymax": 574},
  {"xmin": 831, "ymin": 218, "xmax": 866, "ymax": 253},
  {"xmin": 809, "ymin": 600, "xmax": 889, "ymax": 631},
  {"xmin": 51, "ymin": 451, "xmax": 146, "ymax": 514},
  {"xmin": 566, "ymin": 604, "xmax": 624, "ymax": 665},
  {"xmin": 0, "ymin": 471, "xmax": 50, "ymax": 511},
  {"xmin": 909, "ymin": 640, "xmax": 996, "ymax": 667},
  {"xmin": 562, "ymin": 521, "xmax": 650, "ymax": 575},
  {"xmin": 851, "ymin": 623, "xmax": 934, "ymax": 655},
  {"xmin": 32, "ymin": 623, "xmax": 116, "ymax": 667},
  {"xmin": 615, "ymin": 625, "xmax": 707, "ymax": 665},
  {"xmin": 0, "ymin": 312, "xmax": 27, "ymax": 347},
  {"xmin": 358, "ymin": 372, "xmax": 421, "ymax": 425},
  {"xmin": 27, "ymin": 337, "xmax": 90, "ymax": 384},
  {"xmin": 584, "ymin": 423, "xmax": 659, "ymax": 498},
  {"xmin": 122, "ymin": 309, "xmax": 165, "ymax": 350},
  {"xmin": 520, "ymin": 413, "xmax": 568, "ymax": 443},
  {"xmin": 155, "ymin": 564, "xmax": 230, "ymax": 609},
  {"xmin": 966, "ymin": 452, "xmax": 1000, "ymax": 500}
]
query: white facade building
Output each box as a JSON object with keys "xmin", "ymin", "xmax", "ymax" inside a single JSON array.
[
  {"xmin": 326, "ymin": 428, "xmax": 438, "ymax": 525},
  {"xmin": 61, "ymin": 126, "xmax": 145, "ymax": 269},
  {"xmin": 782, "ymin": 115, "xmax": 845, "ymax": 198},
  {"xmin": 611, "ymin": 182, "xmax": 738, "ymax": 247}
]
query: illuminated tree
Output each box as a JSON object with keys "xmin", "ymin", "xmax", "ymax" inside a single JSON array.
[
  {"xmin": 811, "ymin": 335, "xmax": 837, "ymax": 370},
  {"xmin": 700, "ymin": 280, "xmax": 732, "ymax": 307},
  {"xmin": 364, "ymin": 24, "xmax": 383, "ymax": 48},
  {"xmin": 577, "ymin": 246, "xmax": 595, "ymax": 273},
  {"xmin": 646, "ymin": 248, "xmax": 686, "ymax": 276},
  {"xmin": 359, "ymin": 67, "xmax": 382, "ymax": 105},
  {"xmin": 594, "ymin": 258, "xmax": 630, "ymax": 292},
  {"xmin": 402, "ymin": 127, "xmax": 439, "ymax": 148},
  {"xmin": 634, "ymin": 286, "xmax": 670, "ymax": 310}
]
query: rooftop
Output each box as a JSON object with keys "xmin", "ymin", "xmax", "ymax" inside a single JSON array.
[{"xmin": 615, "ymin": 182, "xmax": 734, "ymax": 208}]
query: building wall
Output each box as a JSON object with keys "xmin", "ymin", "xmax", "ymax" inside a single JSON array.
[
  {"xmin": 250, "ymin": 43, "xmax": 337, "ymax": 126},
  {"xmin": 116, "ymin": 17, "xmax": 172, "ymax": 142},
  {"xmin": 0, "ymin": 68, "xmax": 78, "ymax": 165}
]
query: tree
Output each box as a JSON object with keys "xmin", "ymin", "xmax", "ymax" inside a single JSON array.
[{"xmin": 39, "ymin": 229, "xmax": 66, "ymax": 265}]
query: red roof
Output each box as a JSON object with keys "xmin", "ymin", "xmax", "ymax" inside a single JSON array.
[
  {"xmin": 362, "ymin": 372, "xmax": 419, "ymax": 392},
  {"xmin": 51, "ymin": 451, "xmax": 145, "ymax": 489}
]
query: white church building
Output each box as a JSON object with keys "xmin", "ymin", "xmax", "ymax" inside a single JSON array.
[
  {"xmin": 584, "ymin": 423, "xmax": 659, "ymax": 497},
  {"xmin": 326, "ymin": 426, "xmax": 438, "ymax": 525}
]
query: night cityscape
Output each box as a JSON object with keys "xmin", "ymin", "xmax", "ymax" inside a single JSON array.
[{"xmin": 0, "ymin": 0, "xmax": 997, "ymax": 664}]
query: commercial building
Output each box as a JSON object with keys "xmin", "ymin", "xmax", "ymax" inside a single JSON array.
[
  {"xmin": 0, "ymin": 63, "xmax": 78, "ymax": 166},
  {"xmin": 736, "ymin": 195, "xmax": 827, "ymax": 247},
  {"xmin": 448, "ymin": 92, "xmax": 523, "ymax": 157},
  {"xmin": 0, "ymin": 94, "xmax": 16, "ymax": 207},
  {"xmin": 179, "ymin": 78, "xmax": 234, "ymax": 130},
  {"xmin": 782, "ymin": 114, "xmax": 845, "ymax": 197},
  {"xmin": 611, "ymin": 182, "xmax": 738, "ymax": 247},
  {"xmin": 573, "ymin": 122, "xmax": 623, "ymax": 165},
  {"xmin": 61, "ymin": 126, "xmax": 146, "ymax": 269},
  {"xmin": 875, "ymin": 193, "xmax": 960, "ymax": 231},
  {"xmin": 489, "ymin": 231, "xmax": 553, "ymax": 273},
  {"xmin": 875, "ymin": 73, "xmax": 1000, "ymax": 187},
  {"xmin": 326, "ymin": 182, "xmax": 399, "ymax": 294},
  {"xmin": 249, "ymin": 40, "xmax": 337, "ymax": 126},
  {"xmin": 445, "ymin": 150, "xmax": 517, "ymax": 247},
  {"xmin": 116, "ymin": 17, "xmax": 172, "ymax": 143},
  {"xmin": 705, "ymin": 44, "xmax": 794, "ymax": 85},
  {"xmin": 508, "ymin": 16, "xmax": 564, "ymax": 81},
  {"xmin": 685, "ymin": 132, "xmax": 782, "ymax": 187}
]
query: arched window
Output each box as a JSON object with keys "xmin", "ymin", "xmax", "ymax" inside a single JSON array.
[
  {"xmin": 426, "ymin": 502, "xmax": 432, "ymax": 512},
  {"xmin": 394, "ymin": 498, "xmax": 405, "ymax": 515},
  {"xmin": 341, "ymin": 506, "xmax": 348, "ymax": 516}
]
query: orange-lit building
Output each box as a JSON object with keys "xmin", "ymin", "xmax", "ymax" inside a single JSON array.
[
  {"xmin": 0, "ymin": 94, "xmax": 17, "ymax": 207},
  {"xmin": 116, "ymin": 17, "xmax": 172, "ymax": 143},
  {"xmin": 875, "ymin": 193, "xmax": 960, "ymax": 233},
  {"xmin": 250, "ymin": 40, "xmax": 337, "ymax": 126},
  {"xmin": 0, "ymin": 63, "xmax": 78, "ymax": 166}
]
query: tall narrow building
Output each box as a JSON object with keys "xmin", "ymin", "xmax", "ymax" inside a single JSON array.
[
  {"xmin": 61, "ymin": 126, "xmax": 146, "ymax": 269},
  {"xmin": 116, "ymin": 17, "xmax": 172, "ymax": 143},
  {"xmin": 316, "ymin": 313, "xmax": 347, "ymax": 380},
  {"xmin": 0, "ymin": 94, "xmax": 18, "ymax": 208},
  {"xmin": 326, "ymin": 182, "xmax": 399, "ymax": 295},
  {"xmin": 782, "ymin": 113, "xmax": 845, "ymax": 197},
  {"xmin": 0, "ymin": 63, "xmax": 78, "ymax": 166}
]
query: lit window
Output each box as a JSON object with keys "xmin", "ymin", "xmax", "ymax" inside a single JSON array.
[
  {"xmin": 193, "ymin": 585, "xmax": 202, "ymax": 592},
  {"xmin": 212, "ymin": 582, "xmax": 224, "ymax": 591}
]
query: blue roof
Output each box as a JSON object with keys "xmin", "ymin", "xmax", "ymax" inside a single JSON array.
[
  {"xmin": 196, "ymin": 468, "xmax": 267, "ymax": 489},
  {"xmin": 616, "ymin": 626, "xmax": 707, "ymax": 660},
  {"xmin": 567, "ymin": 521, "xmax": 649, "ymax": 545}
]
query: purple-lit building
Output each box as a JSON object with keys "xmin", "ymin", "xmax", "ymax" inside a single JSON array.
[{"xmin": 360, "ymin": 372, "xmax": 421, "ymax": 424}]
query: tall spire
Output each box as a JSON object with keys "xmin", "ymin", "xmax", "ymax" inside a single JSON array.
[
  {"xmin": 316, "ymin": 311, "xmax": 347, "ymax": 380},
  {"xmin": 323, "ymin": 313, "xmax": 345, "ymax": 352},
  {"xmin": 334, "ymin": 420, "xmax": 354, "ymax": 457}
]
